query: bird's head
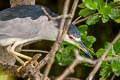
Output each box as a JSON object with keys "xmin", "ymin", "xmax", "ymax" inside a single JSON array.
[{"xmin": 64, "ymin": 24, "xmax": 93, "ymax": 59}]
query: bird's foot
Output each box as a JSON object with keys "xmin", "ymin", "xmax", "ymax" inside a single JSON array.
[{"xmin": 17, "ymin": 59, "xmax": 38, "ymax": 72}]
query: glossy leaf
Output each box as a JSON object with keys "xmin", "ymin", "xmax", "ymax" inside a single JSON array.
[
  {"xmin": 115, "ymin": 18, "xmax": 120, "ymax": 23},
  {"xmin": 102, "ymin": 16, "xmax": 109, "ymax": 23},
  {"xmin": 94, "ymin": 0, "xmax": 105, "ymax": 9},
  {"xmin": 78, "ymin": 8, "xmax": 95, "ymax": 17},
  {"xmin": 109, "ymin": 8, "xmax": 120, "ymax": 20},
  {"xmin": 99, "ymin": 6, "xmax": 112, "ymax": 16},
  {"xmin": 100, "ymin": 62, "xmax": 112, "ymax": 79},
  {"xmin": 86, "ymin": 15, "xmax": 100, "ymax": 25},
  {"xmin": 83, "ymin": 36, "xmax": 96, "ymax": 48},
  {"xmin": 78, "ymin": 25, "xmax": 88, "ymax": 38},
  {"xmin": 96, "ymin": 48, "xmax": 105, "ymax": 58},
  {"xmin": 55, "ymin": 44, "xmax": 76, "ymax": 66},
  {"xmin": 104, "ymin": 42, "xmax": 115, "ymax": 57},
  {"xmin": 82, "ymin": 0, "xmax": 98, "ymax": 10},
  {"xmin": 113, "ymin": 39, "xmax": 120, "ymax": 55},
  {"xmin": 111, "ymin": 58, "xmax": 120, "ymax": 76},
  {"xmin": 78, "ymin": 3, "xmax": 86, "ymax": 8}
]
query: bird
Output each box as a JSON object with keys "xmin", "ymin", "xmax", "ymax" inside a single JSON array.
[{"xmin": 0, "ymin": 5, "xmax": 93, "ymax": 66}]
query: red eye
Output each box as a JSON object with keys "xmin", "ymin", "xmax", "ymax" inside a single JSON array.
[{"xmin": 69, "ymin": 36, "xmax": 73, "ymax": 39}]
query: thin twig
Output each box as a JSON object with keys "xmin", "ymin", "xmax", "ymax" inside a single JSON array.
[
  {"xmin": 77, "ymin": 55, "xmax": 96, "ymax": 65},
  {"xmin": 51, "ymin": 76, "xmax": 81, "ymax": 80},
  {"xmin": 111, "ymin": 74, "xmax": 115, "ymax": 80},
  {"xmin": 72, "ymin": 13, "xmax": 99, "ymax": 25},
  {"xmin": 87, "ymin": 32, "xmax": 120, "ymax": 80},
  {"xmin": 44, "ymin": 0, "xmax": 79, "ymax": 79},
  {"xmin": 72, "ymin": 16, "xmax": 81, "ymax": 24},
  {"xmin": 105, "ymin": 0, "xmax": 108, "ymax": 6},
  {"xmin": 41, "ymin": 7, "xmax": 71, "ymax": 20},
  {"xmin": 21, "ymin": 49, "xmax": 49, "ymax": 54},
  {"xmin": 41, "ymin": 7, "xmax": 53, "ymax": 19},
  {"xmin": 43, "ymin": 0, "xmax": 71, "ymax": 79}
]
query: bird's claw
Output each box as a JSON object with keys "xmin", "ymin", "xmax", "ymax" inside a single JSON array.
[{"xmin": 17, "ymin": 59, "xmax": 38, "ymax": 72}]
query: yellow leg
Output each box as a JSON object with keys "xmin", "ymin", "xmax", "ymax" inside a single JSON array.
[{"xmin": 7, "ymin": 40, "xmax": 39, "ymax": 72}]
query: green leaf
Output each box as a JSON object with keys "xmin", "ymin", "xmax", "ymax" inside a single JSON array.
[
  {"xmin": 94, "ymin": 0, "xmax": 105, "ymax": 9},
  {"xmin": 100, "ymin": 62, "xmax": 112, "ymax": 79},
  {"xmin": 109, "ymin": 8, "xmax": 120, "ymax": 20},
  {"xmin": 104, "ymin": 42, "xmax": 115, "ymax": 57},
  {"xmin": 115, "ymin": 18, "xmax": 120, "ymax": 23},
  {"xmin": 113, "ymin": 39, "xmax": 120, "ymax": 55},
  {"xmin": 78, "ymin": 25, "xmax": 88, "ymax": 38},
  {"xmin": 111, "ymin": 58, "xmax": 120, "ymax": 76},
  {"xmin": 82, "ymin": 0, "xmax": 98, "ymax": 10},
  {"xmin": 83, "ymin": 36, "xmax": 96, "ymax": 48},
  {"xmin": 108, "ymin": 2, "xmax": 116, "ymax": 7},
  {"xmin": 86, "ymin": 36, "xmax": 96, "ymax": 43},
  {"xmin": 78, "ymin": 8, "xmax": 95, "ymax": 17},
  {"xmin": 78, "ymin": 3, "xmax": 86, "ymax": 8},
  {"xmin": 86, "ymin": 14, "xmax": 100, "ymax": 25},
  {"xmin": 102, "ymin": 16, "xmax": 109, "ymax": 23},
  {"xmin": 99, "ymin": 6, "xmax": 112, "ymax": 16},
  {"xmin": 55, "ymin": 44, "xmax": 75, "ymax": 66},
  {"xmin": 96, "ymin": 48, "xmax": 105, "ymax": 58}
]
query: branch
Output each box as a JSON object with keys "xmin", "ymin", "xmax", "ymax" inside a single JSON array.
[
  {"xmin": 72, "ymin": 13, "xmax": 99, "ymax": 25},
  {"xmin": 43, "ymin": 0, "xmax": 71, "ymax": 79},
  {"xmin": 87, "ymin": 32, "xmax": 120, "ymax": 80},
  {"xmin": 41, "ymin": 7, "xmax": 71, "ymax": 20},
  {"xmin": 43, "ymin": 0, "xmax": 79, "ymax": 79},
  {"xmin": 21, "ymin": 49, "xmax": 49, "ymax": 54}
]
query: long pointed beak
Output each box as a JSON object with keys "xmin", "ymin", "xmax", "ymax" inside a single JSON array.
[
  {"xmin": 64, "ymin": 35, "xmax": 93, "ymax": 59},
  {"xmin": 77, "ymin": 40, "xmax": 93, "ymax": 59}
]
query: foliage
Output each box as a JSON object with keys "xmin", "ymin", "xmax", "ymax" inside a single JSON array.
[
  {"xmin": 55, "ymin": 25, "xmax": 96, "ymax": 66},
  {"xmin": 55, "ymin": 0, "xmax": 120, "ymax": 79},
  {"xmin": 78, "ymin": 0, "xmax": 120, "ymax": 24},
  {"xmin": 95, "ymin": 39, "xmax": 120, "ymax": 79}
]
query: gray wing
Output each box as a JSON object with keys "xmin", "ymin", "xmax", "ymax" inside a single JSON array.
[
  {"xmin": 0, "ymin": 16, "xmax": 58, "ymax": 40},
  {"xmin": 0, "ymin": 5, "xmax": 80, "ymax": 39}
]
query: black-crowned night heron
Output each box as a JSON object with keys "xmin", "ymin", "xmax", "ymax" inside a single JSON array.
[{"xmin": 0, "ymin": 5, "xmax": 93, "ymax": 66}]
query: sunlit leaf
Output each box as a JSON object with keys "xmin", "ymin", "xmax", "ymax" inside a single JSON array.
[
  {"xmin": 100, "ymin": 62, "xmax": 112, "ymax": 79},
  {"xmin": 83, "ymin": 36, "xmax": 96, "ymax": 48},
  {"xmin": 102, "ymin": 16, "xmax": 109, "ymax": 23},
  {"xmin": 82, "ymin": 0, "xmax": 98, "ymax": 10},
  {"xmin": 86, "ymin": 14, "xmax": 100, "ymax": 25},
  {"xmin": 104, "ymin": 42, "xmax": 115, "ymax": 57},
  {"xmin": 94, "ymin": 0, "xmax": 105, "ymax": 9},
  {"xmin": 111, "ymin": 58, "xmax": 120, "ymax": 76},
  {"xmin": 113, "ymin": 39, "xmax": 120, "ymax": 55},
  {"xmin": 78, "ymin": 3, "xmax": 86, "ymax": 8},
  {"xmin": 78, "ymin": 8, "xmax": 95, "ymax": 17},
  {"xmin": 96, "ymin": 48, "xmax": 105, "ymax": 58},
  {"xmin": 109, "ymin": 8, "xmax": 120, "ymax": 20},
  {"xmin": 99, "ymin": 6, "xmax": 112, "ymax": 16},
  {"xmin": 78, "ymin": 25, "xmax": 88, "ymax": 38},
  {"xmin": 115, "ymin": 18, "xmax": 120, "ymax": 23},
  {"xmin": 55, "ymin": 45, "xmax": 76, "ymax": 66}
]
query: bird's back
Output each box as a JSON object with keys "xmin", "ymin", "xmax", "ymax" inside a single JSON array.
[
  {"xmin": 0, "ymin": 5, "xmax": 80, "ymax": 43},
  {"xmin": 0, "ymin": 5, "xmax": 56, "ymax": 21}
]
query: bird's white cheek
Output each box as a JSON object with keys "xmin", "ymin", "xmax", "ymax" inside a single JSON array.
[{"xmin": 64, "ymin": 34, "xmax": 76, "ymax": 45}]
